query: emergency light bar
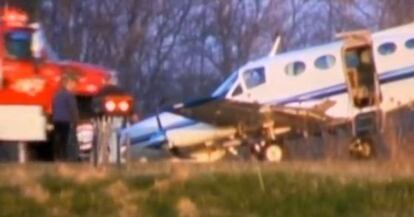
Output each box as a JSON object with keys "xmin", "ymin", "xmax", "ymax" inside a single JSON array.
[{"xmin": 2, "ymin": 8, "xmax": 28, "ymax": 27}]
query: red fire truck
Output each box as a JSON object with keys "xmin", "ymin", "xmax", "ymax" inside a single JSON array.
[{"xmin": 0, "ymin": 8, "xmax": 133, "ymax": 161}]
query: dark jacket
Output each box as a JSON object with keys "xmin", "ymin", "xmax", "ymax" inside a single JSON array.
[{"xmin": 52, "ymin": 88, "xmax": 79, "ymax": 123}]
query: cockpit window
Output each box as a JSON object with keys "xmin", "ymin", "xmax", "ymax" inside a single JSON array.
[
  {"xmin": 231, "ymin": 84, "xmax": 243, "ymax": 96},
  {"xmin": 243, "ymin": 67, "xmax": 266, "ymax": 89},
  {"xmin": 5, "ymin": 29, "xmax": 33, "ymax": 59}
]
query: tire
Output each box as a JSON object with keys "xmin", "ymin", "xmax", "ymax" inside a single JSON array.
[
  {"xmin": 349, "ymin": 137, "xmax": 375, "ymax": 159},
  {"xmin": 262, "ymin": 144, "xmax": 283, "ymax": 162}
]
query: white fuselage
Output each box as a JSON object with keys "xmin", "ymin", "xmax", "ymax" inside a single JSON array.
[
  {"xmin": 124, "ymin": 112, "xmax": 236, "ymax": 148},
  {"xmin": 224, "ymin": 23, "xmax": 414, "ymax": 118},
  {"xmin": 124, "ymin": 23, "xmax": 414, "ymax": 150}
]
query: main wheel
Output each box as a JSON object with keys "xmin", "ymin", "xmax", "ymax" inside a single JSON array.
[
  {"xmin": 349, "ymin": 137, "xmax": 375, "ymax": 159},
  {"xmin": 262, "ymin": 144, "xmax": 283, "ymax": 162}
]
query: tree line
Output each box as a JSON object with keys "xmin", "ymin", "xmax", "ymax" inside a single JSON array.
[{"xmin": 4, "ymin": 0, "xmax": 414, "ymax": 115}]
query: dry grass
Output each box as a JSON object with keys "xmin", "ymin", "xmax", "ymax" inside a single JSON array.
[
  {"xmin": 152, "ymin": 162, "xmax": 191, "ymax": 192},
  {"xmin": 105, "ymin": 180, "xmax": 139, "ymax": 217},
  {"xmin": 176, "ymin": 197, "xmax": 199, "ymax": 217},
  {"xmin": 0, "ymin": 160, "xmax": 413, "ymax": 216},
  {"xmin": 1, "ymin": 160, "xmax": 414, "ymax": 187},
  {"xmin": 119, "ymin": 160, "xmax": 414, "ymax": 182},
  {"xmin": 55, "ymin": 163, "xmax": 109, "ymax": 184},
  {"xmin": 0, "ymin": 166, "xmax": 50, "ymax": 204}
]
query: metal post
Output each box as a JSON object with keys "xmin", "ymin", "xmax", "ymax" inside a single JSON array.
[
  {"xmin": 126, "ymin": 132, "xmax": 131, "ymax": 170},
  {"xmin": 99, "ymin": 117, "xmax": 106, "ymax": 166},
  {"xmin": 92, "ymin": 119, "xmax": 99, "ymax": 167},
  {"xmin": 116, "ymin": 117, "xmax": 128, "ymax": 168},
  {"xmin": 18, "ymin": 142, "xmax": 27, "ymax": 163},
  {"xmin": 116, "ymin": 129, "xmax": 121, "ymax": 168},
  {"xmin": 102, "ymin": 116, "xmax": 110, "ymax": 166}
]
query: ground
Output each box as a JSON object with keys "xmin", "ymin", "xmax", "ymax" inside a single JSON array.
[
  {"xmin": 1, "ymin": 102, "xmax": 414, "ymax": 216},
  {"xmin": 0, "ymin": 161, "xmax": 414, "ymax": 217}
]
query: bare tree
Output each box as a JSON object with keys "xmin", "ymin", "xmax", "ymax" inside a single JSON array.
[{"xmin": 35, "ymin": 0, "xmax": 414, "ymax": 115}]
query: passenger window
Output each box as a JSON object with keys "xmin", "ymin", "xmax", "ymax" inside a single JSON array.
[
  {"xmin": 314, "ymin": 55, "xmax": 336, "ymax": 70},
  {"xmin": 405, "ymin": 38, "xmax": 414, "ymax": 49},
  {"xmin": 378, "ymin": 42, "xmax": 397, "ymax": 56},
  {"xmin": 285, "ymin": 61, "xmax": 306, "ymax": 76},
  {"xmin": 243, "ymin": 67, "xmax": 266, "ymax": 89},
  {"xmin": 231, "ymin": 85, "xmax": 243, "ymax": 96}
]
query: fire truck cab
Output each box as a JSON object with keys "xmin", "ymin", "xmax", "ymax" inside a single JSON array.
[{"xmin": 0, "ymin": 8, "xmax": 133, "ymax": 162}]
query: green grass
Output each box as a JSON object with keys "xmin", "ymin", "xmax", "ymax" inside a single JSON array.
[
  {"xmin": 137, "ymin": 172, "xmax": 414, "ymax": 217},
  {"xmin": 40, "ymin": 175, "xmax": 118, "ymax": 217},
  {"xmin": 0, "ymin": 187, "xmax": 47, "ymax": 217},
  {"xmin": 0, "ymin": 163, "xmax": 413, "ymax": 216}
]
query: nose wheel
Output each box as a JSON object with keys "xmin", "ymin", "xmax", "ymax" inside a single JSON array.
[{"xmin": 251, "ymin": 142, "xmax": 284, "ymax": 162}]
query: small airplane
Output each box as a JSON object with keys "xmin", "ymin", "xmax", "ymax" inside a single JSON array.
[{"xmin": 122, "ymin": 22, "xmax": 414, "ymax": 162}]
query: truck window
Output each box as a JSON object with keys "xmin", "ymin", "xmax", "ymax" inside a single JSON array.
[{"xmin": 5, "ymin": 29, "xmax": 33, "ymax": 59}]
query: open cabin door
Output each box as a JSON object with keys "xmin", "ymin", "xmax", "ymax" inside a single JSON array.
[
  {"xmin": 338, "ymin": 31, "xmax": 385, "ymax": 158},
  {"xmin": 340, "ymin": 31, "xmax": 382, "ymax": 109}
]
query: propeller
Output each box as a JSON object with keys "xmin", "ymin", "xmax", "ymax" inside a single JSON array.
[
  {"xmin": 155, "ymin": 107, "xmax": 165, "ymax": 135},
  {"xmin": 153, "ymin": 97, "xmax": 169, "ymax": 148}
]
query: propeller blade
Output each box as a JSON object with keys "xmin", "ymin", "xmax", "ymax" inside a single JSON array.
[
  {"xmin": 155, "ymin": 108, "xmax": 167, "ymax": 139},
  {"xmin": 155, "ymin": 108, "xmax": 162, "ymax": 128}
]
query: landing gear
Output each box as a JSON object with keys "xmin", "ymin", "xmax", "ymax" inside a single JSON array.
[
  {"xmin": 263, "ymin": 144, "xmax": 283, "ymax": 162},
  {"xmin": 251, "ymin": 141, "xmax": 284, "ymax": 162},
  {"xmin": 349, "ymin": 137, "xmax": 375, "ymax": 159},
  {"xmin": 348, "ymin": 109, "xmax": 384, "ymax": 160}
]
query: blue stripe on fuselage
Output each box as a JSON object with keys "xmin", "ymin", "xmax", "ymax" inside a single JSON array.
[
  {"xmin": 129, "ymin": 119, "xmax": 197, "ymax": 146},
  {"xmin": 129, "ymin": 96, "xmax": 224, "ymax": 147},
  {"xmin": 273, "ymin": 65, "xmax": 414, "ymax": 105}
]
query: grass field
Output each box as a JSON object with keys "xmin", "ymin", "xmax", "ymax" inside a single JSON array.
[{"xmin": 0, "ymin": 161, "xmax": 413, "ymax": 217}]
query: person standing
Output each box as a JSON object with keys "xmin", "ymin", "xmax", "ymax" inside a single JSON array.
[{"xmin": 52, "ymin": 76, "xmax": 79, "ymax": 161}]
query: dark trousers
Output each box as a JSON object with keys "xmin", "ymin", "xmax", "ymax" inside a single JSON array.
[{"xmin": 53, "ymin": 122, "xmax": 71, "ymax": 161}]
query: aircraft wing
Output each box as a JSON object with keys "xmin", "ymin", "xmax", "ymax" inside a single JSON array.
[{"xmin": 171, "ymin": 99, "xmax": 337, "ymax": 134}]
